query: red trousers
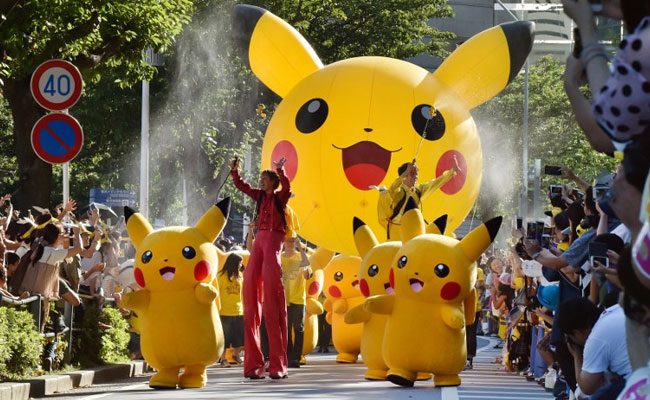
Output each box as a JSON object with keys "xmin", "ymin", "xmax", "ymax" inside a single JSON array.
[{"xmin": 243, "ymin": 230, "xmax": 288, "ymax": 377}]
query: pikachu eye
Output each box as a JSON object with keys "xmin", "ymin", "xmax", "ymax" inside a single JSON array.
[
  {"xmin": 296, "ymin": 98, "xmax": 328, "ymax": 133},
  {"xmin": 141, "ymin": 250, "xmax": 153, "ymax": 264},
  {"xmin": 367, "ymin": 264, "xmax": 379, "ymax": 277},
  {"xmin": 411, "ymin": 104, "xmax": 445, "ymax": 141},
  {"xmin": 434, "ymin": 263, "xmax": 450, "ymax": 278},
  {"xmin": 182, "ymin": 246, "xmax": 196, "ymax": 259},
  {"xmin": 397, "ymin": 256, "xmax": 408, "ymax": 269},
  {"xmin": 334, "ymin": 271, "xmax": 344, "ymax": 281}
]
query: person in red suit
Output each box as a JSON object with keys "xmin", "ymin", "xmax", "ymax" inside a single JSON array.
[{"xmin": 230, "ymin": 157, "xmax": 291, "ymax": 379}]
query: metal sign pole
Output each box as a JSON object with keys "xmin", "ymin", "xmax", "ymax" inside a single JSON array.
[
  {"xmin": 63, "ymin": 161, "xmax": 69, "ymax": 220},
  {"xmin": 140, "ymin": 80, "xmax": 150, "ymax": 220}
]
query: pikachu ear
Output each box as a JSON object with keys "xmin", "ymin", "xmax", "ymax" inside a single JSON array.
[
  {"xmin": 309, "ymin": 247, "xmax": 334, "ymax": 270},
  {"xmin": 426, "ymin": 214, "xmax": 448, "ymax": 235},
  {"xmin": 400, "ymin": 198, "xmax": 426, "ymax": 242},
  {"xmin": 352, "ymin": 217, "xmax": 379, "ymax": 258},
  {"xmin": 433, "ymin": 21, "xmax": 534, "ymax": 110},
  {"xmin": 194, "ymin": 197, "xmax": 231, "ymax": 243},
  {"xmin": 233, "ymin": 5, "xmax": 323, "ymax": 98},
  {"xmin": 458, "ymin": 217, "xmax": 502, "ymax": 262},
  {"xmin": 124, "ymin": 206, "xmax": 153, "ymax": 248}
]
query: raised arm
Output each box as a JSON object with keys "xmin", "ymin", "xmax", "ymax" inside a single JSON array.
[
  {"xmin": 230, "ymin": 163, "xmax": 261, "ymax": 201},
  {"xmin": 274, "ymin": 157, "xmax": 291, "ymax": 203}
]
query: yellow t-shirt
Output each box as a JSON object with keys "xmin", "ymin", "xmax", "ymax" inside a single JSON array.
[
  {"xmin": 217, "ymin": 272, "xmax": 243, "ymax": 316},
  {"xmin": 282, "ymin": 252, "xmax": 308, "ymax": 306}
]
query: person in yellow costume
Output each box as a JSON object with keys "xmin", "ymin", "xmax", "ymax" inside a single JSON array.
[
  {"xmin": 380, "ymin": 158, "xmax": 461, "ymax": 240},
  {"xmin": 323, "ymin": 254, "xmax": 364, "ymax": 363},
  {"xmin": 217, "ymin": 252, "xmax": 244, "ymax": 367},
  {"xmin": 114, "ymin": 198, "xmax": 230, "ymax": 389},
  {"xmin": 364, "ymin": 198, "xmax": 501, "ymax": 387},
  {"xmin": 281, "ymin": 236, "xmax": 311, "ymax": 368},
  {"xmin": 345, "ymin": 215, "xmax": 446, "ymax": 380},
  {"xmin": 300, "ymin": 248, "xmax": 332, "ymax": 364}
]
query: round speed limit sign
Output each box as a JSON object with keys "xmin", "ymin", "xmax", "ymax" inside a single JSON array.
[{"xmin": 30, "ymin": 59, "xmax": 83, "ymax": 111}]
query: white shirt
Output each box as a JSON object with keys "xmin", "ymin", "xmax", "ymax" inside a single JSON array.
[
  {"xmin": 612, "ymin": 223, "xmax": 632, "ymax": 244},
  {"xmin": 38, "ymin": 246, "xmax": 68, "ymax": 265},
  {"xmin": 583, "ymin": 305, "xmax": 633, "ymax": 379},
  {"xmin": 15, "ymin": 242, "xmax": 30, "ymax": 258},
  {"xmin": 80, "ymin": 251, "xmax": 102, "ymax": 285}
]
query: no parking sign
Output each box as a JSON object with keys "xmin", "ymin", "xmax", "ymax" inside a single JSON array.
[
  {"xmin": 31, "ymin": 113, "xmax": 83, "ymax": 164},
  {"xmin": 30, "ymin": 60, "xmax": 83, "ymax": 111}
]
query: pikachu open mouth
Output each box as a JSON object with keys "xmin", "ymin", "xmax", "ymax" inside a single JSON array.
[
  {"xmin": 409, "ymin": 278, "xmax": 424, "ymax": 293},
  {"xmin": 333, "ymin": 141, "xmax": 401, "ymax": 191},
  {"xmin": 384, "ymin": 282, "xmax": 394, "ymax": 295},
  {"xmin": 159, "ymin": 266, "xmax": 176, "ymax": 281},
  {"xmin": 351, "ymin": 280, "xmax": 360, "ymax": 290}
]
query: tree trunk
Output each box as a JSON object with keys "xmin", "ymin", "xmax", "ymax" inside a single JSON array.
[{"xmin": 3, "ymin": 78, "xmax": 52, "ymax": 213}]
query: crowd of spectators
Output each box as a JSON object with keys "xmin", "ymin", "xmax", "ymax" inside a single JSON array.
[
  {"xmin": 0, "ymin": 197, "xmax": 142, "ymax": 370},
  {"xmin": 466, "ymin": 2, "xmax": 650, "ymax": 399}
]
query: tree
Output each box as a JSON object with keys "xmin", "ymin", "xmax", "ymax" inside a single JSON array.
[
  {"xmin": 0, "ymin": 0, "xmax": 194, "ymax": 211},
  {"xmin": 472, "ymin": 56, "xmax": 618, "ymax": 225}
]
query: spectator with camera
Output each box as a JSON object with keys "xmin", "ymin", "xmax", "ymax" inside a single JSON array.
[{"xmin": 558, "ymin": 297, "xmax": 631, "ymax": 398}]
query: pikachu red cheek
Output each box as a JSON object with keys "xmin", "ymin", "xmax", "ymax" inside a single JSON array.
[
  {"xmin": 441, "ymin": 282, "xmax": 461, "ymax": 300},
  {"xmin": 389, "ymin": 268, "xmax": 395, "ymax": 289},
  {"xmin": 436, "ymin": 150, "xmax": 467, "ymax": 195},
  {"xmin": 308, "ymin": 281, "xmax": 321, "ymax": 296},
  {"xmin": 271, "ymin": 140, "xmax": 298, "ymax": 181},
  {"xmin": 328, "ymin": 285, "xmax": 342, "ymax": 298},
  {"xmin": 194, "ymin": 260, "xmax": 211, "ymax": 282},
  {"xmin": 135, "ymin": 268, "xmax": 145, "ymax": 288},
  {"xmin": 359, "ymin": 278, "xmax": 370, "ymax": 297}
]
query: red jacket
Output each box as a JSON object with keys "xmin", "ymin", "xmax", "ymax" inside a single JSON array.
[{"xmin": 231, "ymin": 167, "xmax": 291, "ymax": 233}]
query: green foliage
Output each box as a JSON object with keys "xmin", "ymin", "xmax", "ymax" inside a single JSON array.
[
  {"xmin": 72, "ymin": 306, "xmax": 130, "ymax": 366},
  {"xmin": 256, "ymin": 0, "xmax": 454, "ymax": 63},
  {"xmin": 0, "ymin": 306, "xmax": 42, "ymax": 381},
  {"xmin": 472, "ymin": 56, "xmax": 618, "ymax": 223},
  {"xmin": 0, "ymin": 0, "xmax": 195, "ymax": 85}
]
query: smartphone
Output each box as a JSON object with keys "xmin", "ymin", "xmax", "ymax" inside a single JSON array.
[
  {"xmin": 541, "ymin": 234, "xmax": 551, "ymax": 249},
  {"xmin": 549, "ymin": 184, "xmax": 563, "ymax": 196},
  {"xmin": 516, "ymin": 217, "xmax": 523, "ymax": 230},
  {"xmin": 589, "ymin": 241, "xmax": 608, "ymax": 259},
  {"xmin": 590, "ymin": 255, "xmax": 610, "ymax": 269},
  {"xmin": 593, "ymin": 185, "xmax": 608, "ymax": 200},
  {"xmin": 544, "ymin": 166, "xmax": 563, "ymax": 176},
  {"xmin": 536, "ymin": 221, "xmax": 545, "ymax": 243},
  {"xmin": 89, "ymin": 202, "xmax": 98, "ymax": 212},
  {"xmin": 526, "ymin": 222, "xmax": 537, "ymax": 240},
  {"xmin": 573, "ymin": 28, "xmax": 582, "ymax": 58}
]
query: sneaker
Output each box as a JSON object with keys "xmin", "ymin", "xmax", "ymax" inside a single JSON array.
[{"xmin": 270, "ymin": 373, "xmax": 288, "ymax": 379}]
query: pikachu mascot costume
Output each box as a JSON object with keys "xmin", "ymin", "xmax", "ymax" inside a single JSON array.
[
  {"xmin": 232, "ymin": 4, "xmax": 533, "ymax": 256},
  {"xmin": 365, "ymin": 198, "xmax": 501, "ymax": 387},
  {"xmin": 301, "ymin": 248, "xmax": 333, "ymax": 363},
  {"xmin": 323, "ymin": 254, "xmax": 364, "ymax": 363},
  {"xmin": 119, "ymin": 198, "xmax": 231, "ymax": 388},
  {"xmin": 344, "ymin": 217, "xmax": 445, "ymax": 380}
]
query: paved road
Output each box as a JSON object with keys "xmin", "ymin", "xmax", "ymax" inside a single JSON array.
[{"xmin": 46, "ymin": 337, "xmax": 553, "ymax": 400}]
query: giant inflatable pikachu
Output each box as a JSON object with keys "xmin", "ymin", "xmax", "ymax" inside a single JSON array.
[
  {"xmin": 345, "ymin": 216, "xmax": 446, "ymax": 380},
  {"xmin": 119, "ymin": 198, "xmax": 231, "ymax": 388},
  {"xmin": 323, "ymin": 254, "xmax": 364, "ymax": 363},
  {"xmin": 233, "ymin": 4, "xmax": 533, "ymax": 255},
  {"xmin": 365, "ymin": 198, "xmax": 501, "ymax": 387}
]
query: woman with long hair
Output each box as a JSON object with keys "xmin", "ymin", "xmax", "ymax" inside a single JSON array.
[
  {"xmin": 18, "ymin": 221, "xmax": 82, "ymax": 331},
  {"xmin": 218, "ymin": 253, "xmax": 245, "ymax": 366}
]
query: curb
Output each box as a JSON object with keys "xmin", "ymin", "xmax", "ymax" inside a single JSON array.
[{"xmin": 4, "ymin": 360, "xmax": 150, "ymax": 399}]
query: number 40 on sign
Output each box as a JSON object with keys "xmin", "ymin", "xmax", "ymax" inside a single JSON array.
[{"xmin": 30, "ymin": 59, "xmax": 83, "ymax": 111}]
